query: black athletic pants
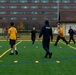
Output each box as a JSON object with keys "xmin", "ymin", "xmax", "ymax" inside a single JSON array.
[
  {"xmin": 31, "ymin": 36, "xmax": 36, "ymax": 44},
  {"xmin": 69, "ymin": 36, "xmax": 75, "ymax": 44},
  {"xmin": 54, "ymin": 35, "xmax": 68, "ymax": 45},
  {"xmin": 42, "ymin": 38, "xmax": 51, "ymax": 56}
]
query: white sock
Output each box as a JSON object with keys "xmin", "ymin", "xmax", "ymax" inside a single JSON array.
[
  {"xmin": 15, "ymin": 47, "xmax": 17, "ymax": 50},
  {"xmin": 11, "ymin": 50, "xmax": 14, "ymax": 53}
]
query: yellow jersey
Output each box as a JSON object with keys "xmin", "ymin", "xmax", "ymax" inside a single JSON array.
[
  {"xmin": 58, "ymin": 27, "xmax": 64, "ymax": 37},
  {"xmin": 8, "ymin": 27, "xmax": 17, "ymax": 40}
]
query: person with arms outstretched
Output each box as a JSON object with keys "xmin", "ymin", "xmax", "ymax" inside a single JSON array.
[{"xmin": 54, "ymin": 23, "xmax": 68, "ymax": 46}]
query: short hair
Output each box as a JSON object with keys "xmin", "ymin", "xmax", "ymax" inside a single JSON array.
[{"xmin": 11, "ymin": 22, "xmax": 14, "ymax": 26}]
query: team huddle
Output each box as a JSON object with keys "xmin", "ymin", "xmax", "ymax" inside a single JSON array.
[{"xmin": 7, "ymin": 21, "xmax": 75, "ymax": 59}]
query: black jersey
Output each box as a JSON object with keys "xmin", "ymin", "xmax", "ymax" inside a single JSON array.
[
  {"xmin": 31, "ymin": 30, "xmax": 36, "ymax": 37},
  {"xmin": 68, "ymin": 29, "xmax": 74, "ymax": 36}
]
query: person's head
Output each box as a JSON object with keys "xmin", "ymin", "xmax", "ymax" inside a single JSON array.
[
  {"xmin": 57, "ymin": 23, "xmax": 61, "ymax": 29},
  {"xmin": 70, "ymin": 26, "xmax": 71, "ymax": 29},
  {"xmin": 33, "ymin": 27, "xmax": 35, "ymax": 30},
  {"xmin": 45, "ymin": 20, "xmax": 49, "ymax": 25},
  {"xmin": 11, "ymin": 22, "xmax": 14, "ymax": 27}
]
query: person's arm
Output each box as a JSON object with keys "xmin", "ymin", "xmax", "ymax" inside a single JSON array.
[
  {"xmin": 68, "ymin": 29, "xmax": 70, "ymax": 34},
  {"xmin": 7, "ymin": 29, "xmax": 10, "ymax": 41},
  {"xmin": 30, "ymin": 31, "xmax": 32, "ymax": 39},
  {"xmin": 39, "ymin": 26, "xmax": 44, "ymax": 38},
  {"xmin": 16, "ymin": 33, "xmax": 17, "ymax": 40},
  {"xmin": 38, "ymin": 26, "xmax": 44, "ymax": 40},
  {"xmin": 16, "ymin": 29, "xmax": 17, "ymax": 40},
  {"xmin": 7, "ymin": 34, "xmax": 10, "ymax": 41},
  {"xmin": 72, "ymin": 29, "xmax": 74, "ymax": 34},
  {"xmin": 72, "ymin": 30, "xmax": 75, "ymax": 35},
  {"xmin": 50, "ymin": 27, "xmax": 53, "ymax": 41}
]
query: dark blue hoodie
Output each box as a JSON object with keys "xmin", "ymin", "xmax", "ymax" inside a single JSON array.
[{"xmin": 39, "ymin": 20, "xmax": 53, "ymax": 39}]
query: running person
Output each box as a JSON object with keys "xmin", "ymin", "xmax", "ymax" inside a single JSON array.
[{"xmin": 54, "ymin": 23, "xmax": 68, "ymax": 46}]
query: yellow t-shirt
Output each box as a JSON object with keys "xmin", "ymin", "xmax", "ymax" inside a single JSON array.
[
  {"xmin": 58, "ymin": 27, "xmax": 64, "ymax": 37},
  {"xmin": 8, "ymin": 27, "xmax": 17, "ymax": 40}
]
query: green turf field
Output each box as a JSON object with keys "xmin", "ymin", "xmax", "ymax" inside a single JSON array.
[{"xmin": 0, "ymin": 40, "xmax": 76, "ymax": 75}]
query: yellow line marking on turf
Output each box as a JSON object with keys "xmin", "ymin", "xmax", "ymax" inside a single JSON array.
[
  {"xmin": 0, "ymin": 40, "xmax": 22, "ymax": 58},
  {"xmin": 60, "ymin": 41, "xmax": 76, "ymax": 50}
]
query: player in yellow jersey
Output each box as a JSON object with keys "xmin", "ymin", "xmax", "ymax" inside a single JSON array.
[
  {"xmin": 7, "ymin": 22, "xmax": 18, "ymax": 55},
  {"xmin": 54, "ymin": 23, "xmax": 68, "ymax": 46}
]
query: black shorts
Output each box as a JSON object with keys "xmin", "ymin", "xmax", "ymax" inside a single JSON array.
[{"xmin": 9, "ymin": 39, "xmax": 16, "ymax": 48}]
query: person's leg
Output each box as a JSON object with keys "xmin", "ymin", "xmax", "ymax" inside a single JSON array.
[
  {"xmin": 68, "ymin": 36, "xmax": 71, "ymax": 44},
  {"xmin": 43, "ymin": 38, "xmax": 52, "ymax": 58},
  {"xmin": 9, "ymin": 39, "xmax": 14, "ymax": 55},
  {"xmin": 33, "ymin": 36, "xmax": 36, "ymax": 44},
  {"xmin": 71, "ymin": 36, "xmax": 75, "ymax": 44},
  {"xmin": 46, "ymin": 38, "xmax": 52, "ymax": 58},
  {"xmin": 42, "ymin": 39, "xmax": 49, "ymax": 58},
  {"xmin": 13, "ymin": 45, "xmax": 18, "ymax": 55},
  {"xmin": 61, "ymin": 37, "xmax": 68, "ymax": 44},
  {"xmin": 32, "ymin": 39, "xmax": 34, "ymax": 44},
  {"xmin": 13, "ymin": 40, "xmax": 18, "ymax": 55},
  {"xmin": 54, "ymin": 35, "xmax": 60, "ymax": 46},
  {"xmin": 31, "ymin": 36, "xmax": 33, "ymax": 44}
]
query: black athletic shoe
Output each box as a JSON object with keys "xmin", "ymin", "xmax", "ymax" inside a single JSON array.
[
  {"xmin": 9, "ymin": 53, "xmax": 14, "ymax": 55},
  {"xmin": 49, "ymin": 52, "xmax": 52, "ymax": 59},
  {"xmin": 15, "ymin": 51, "xmax": 18, "ymax": 55},
  {"xmin": 44, "ymin": 53, "xmax": 49, "ymax": 58}
]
